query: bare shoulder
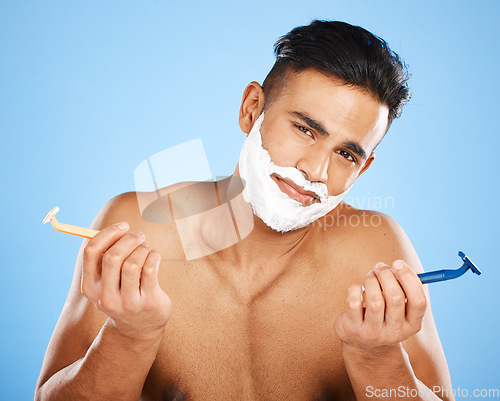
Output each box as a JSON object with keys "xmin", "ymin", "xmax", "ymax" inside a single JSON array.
[
  {"xmin": 36, "ymin": 189, "xmax": 183, "ymax": 391},
  {"xmin": 93, "ymin": 180, "xmax": 219, "ymax": 261},
  {"xmin": 99, "ymin": 189, "xmax": 189, "ymax": 260},
  {"xmin": 91, "ymin": 191, "xmax": 142, "ymax": 228},
  {"xmin": 324, "ymin": 204, "xmax": 453, "ymax": 398},
  {"xmin": 103, "ymin": 180, "xmax": 199, "ymax": 218},
  {"xmin": 322, "ymin": 203, "xmax": 424, "ymax": 275}
]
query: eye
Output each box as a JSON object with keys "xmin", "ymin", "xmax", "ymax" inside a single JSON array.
[
  {"xmin": 295, "ymin": 124, "xmax": 313, "ymax": 138},
  {"xmin": 339, "ymin": 150, "xmax": 355, "ymax": 162}
]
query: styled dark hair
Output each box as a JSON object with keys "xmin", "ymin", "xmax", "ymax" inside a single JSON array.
[{"xmin": 262, "ymin": 20, "xmax": 411, "ymax": 126}]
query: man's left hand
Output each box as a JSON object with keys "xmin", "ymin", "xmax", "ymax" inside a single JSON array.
[{"xmin": 334, "ymin": 260, "xmax": 428, "ymax": 352}]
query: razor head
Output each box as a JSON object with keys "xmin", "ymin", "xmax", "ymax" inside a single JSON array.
[
  {"xmin": 43, "ymin": 207, "xmax": 60, "ymax": 224},
  {"xmin": 458, "ymin": 251, "xmax": 482, "ymax": 275}
]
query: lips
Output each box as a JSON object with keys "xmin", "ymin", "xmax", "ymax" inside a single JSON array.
[{"xmin": 273, "ymin": 175, "xmax": 319, "ymax": 206}]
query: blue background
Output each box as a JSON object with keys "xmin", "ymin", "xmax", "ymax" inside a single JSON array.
[{"xmin": 1, "ymin": 1, "xmax": 498, "ymax": 399}]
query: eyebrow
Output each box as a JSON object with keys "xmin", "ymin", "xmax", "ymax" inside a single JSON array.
[
  {"xmin": 342, "ymin": 141, "xmax": 367, "ymax": 162},
  {"xmin": 291, "ymin": 111, "xmax": 330, "ymax": 137},
  {"xmin": 290, "ymin": 111, "xmax": 368, "ymax": 161}
]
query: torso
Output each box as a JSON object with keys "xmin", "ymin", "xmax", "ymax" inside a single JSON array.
[
  {"xmin": 144, "ymin": 252, "xmax": 355, "ymax": 400},
  {"xmin": 134, "ymin": 183, "xmax": 382, "ymax": 401}
]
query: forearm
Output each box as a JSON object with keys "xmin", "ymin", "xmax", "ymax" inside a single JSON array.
[
  {"xmin": 343, "ymin": 343, "xmax": 442, "ymax": 401},
  {"xmin": 36, "ymin": 319, "xmax": 163, "ymax": 401}
]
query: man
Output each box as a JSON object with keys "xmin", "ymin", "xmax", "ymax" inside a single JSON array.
[{"xmin": 35, "ymin": 20, "xmax": 454, "ymax": 400}]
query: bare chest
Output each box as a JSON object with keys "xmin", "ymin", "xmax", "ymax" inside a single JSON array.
[{"xmin": 141, "ymin": 255, "xmax": 356, "ymax": 401}]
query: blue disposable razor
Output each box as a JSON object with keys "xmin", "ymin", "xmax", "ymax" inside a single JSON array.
[{"xmin": 418, "ymin": 251, "xmax": 481, "ymax": 284}]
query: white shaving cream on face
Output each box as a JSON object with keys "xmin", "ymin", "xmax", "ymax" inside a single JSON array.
[{"xmin": 238, "ymin": 112, "xmax": 352, "ymax": 232}]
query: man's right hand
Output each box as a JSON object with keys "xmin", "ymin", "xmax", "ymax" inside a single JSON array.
[{"xmin": 81, "ymin": 222, "xmax": 172, "ymax": 342}]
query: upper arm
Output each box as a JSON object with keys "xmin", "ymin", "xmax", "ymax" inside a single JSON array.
[
  {"xmin": 36, "ymin": 192, "xmax": 141, "ymax": 391},
  {"xmin": 369, "ymin": 212, "xmax": 454, "ymax": 400}
]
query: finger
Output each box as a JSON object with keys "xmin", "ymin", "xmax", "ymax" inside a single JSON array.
[
  {"xmin": 100, "ymin": 232, "xmax": 146, "ymax": 307},
  {"xmin": 121, "ymin": 244, "xmax": 151, "ymax": 305},
  {"xmin": 81, "ymin": 222, "xmax": 129, "ymax": 298},
  {"xmin": 374, "ymin": 262, "xmax": 406, "ymax": 331},
  {"xmin": 140, "ymin": 250, "xmax": 162, "ymax": 296},
  {"xmin": 345, "ymin": 284, "xmax": 364, "ymax": 324},
  {"xmin": 392, "ymin": 260, "xmax": 427, "ymax": 330},
  {"xmin": 364, "ymin": 267, "xmax": 385, "ymax": 330}
]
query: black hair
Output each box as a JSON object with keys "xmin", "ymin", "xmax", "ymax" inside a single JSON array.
[{"xmin": 262, "ymin": 20, "xmax": 411, "ymax": 126}]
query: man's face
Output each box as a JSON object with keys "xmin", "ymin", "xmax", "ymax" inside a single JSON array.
[{"xmin": 259, "ymin": 68, "xmax": 389, "ymax": 201}]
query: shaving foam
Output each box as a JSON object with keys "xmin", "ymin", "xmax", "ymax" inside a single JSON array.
[{"xmin": 238, "ymin": 112, "xmax": 351, "ymax": 232}]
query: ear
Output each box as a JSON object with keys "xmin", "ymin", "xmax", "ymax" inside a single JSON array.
[
  {"xmin": 357, "ymin": 152, "xmax": 376, "ymax": 177},
  {"xmin": 239, "ymin": 82, "xmax": 265, "ymax": 134}
]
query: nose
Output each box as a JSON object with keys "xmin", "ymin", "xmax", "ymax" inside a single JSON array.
[{"xmin": 296, "ymin": 149, "xmax": 330, "ymax": 183}]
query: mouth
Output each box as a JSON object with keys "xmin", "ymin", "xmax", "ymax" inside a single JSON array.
[{"xmin": 272, "ymin": 174, "xmax": 320, "ymax": 206}]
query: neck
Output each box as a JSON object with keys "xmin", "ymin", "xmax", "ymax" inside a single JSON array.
[
  {"xmin": 239, "ymin": 214, "xmax": 313, "ymax": 265},
  {"xmin": 206, "ymin": 172, "xmax": 314, "ymax": 268}
]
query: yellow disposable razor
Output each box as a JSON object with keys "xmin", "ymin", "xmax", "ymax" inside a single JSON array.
[{"xmin": 43, "ymin": 207, "xmax": 99, "ymax": 239}]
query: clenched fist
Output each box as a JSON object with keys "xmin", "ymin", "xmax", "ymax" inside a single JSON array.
[{"xmin": 81, "ymin": 222, "xmax": 172, "ymax": 341}]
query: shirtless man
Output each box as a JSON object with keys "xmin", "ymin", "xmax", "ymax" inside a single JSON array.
[{"xmin": 35, "ymin": 21, "xmax": 455, "ymax": 400}]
